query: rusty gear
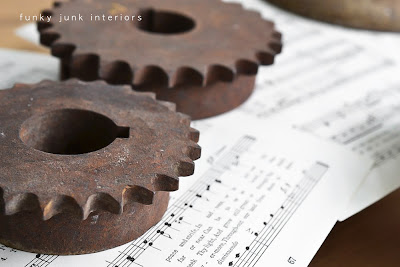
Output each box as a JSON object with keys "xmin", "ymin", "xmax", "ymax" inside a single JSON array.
[
  {"xmin": 38, "ymin": 0, "xmax": 282, "ymax": 119},
  {"xmin": 0, "ymin": 79, "xmax": 201, "ymax": 255}
]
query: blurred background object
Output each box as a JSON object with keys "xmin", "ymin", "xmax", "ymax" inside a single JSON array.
[
  {"xmin": 267, "ymin": 0, "xmax": 400, "ymax": 31},
  {"xmin": 0, "ymin": 0, "xmax": 51, "ymax": 51}
]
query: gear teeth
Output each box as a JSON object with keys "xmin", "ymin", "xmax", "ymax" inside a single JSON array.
[
  {"xmin": 177, "ymin": 157, "xmax": 195, "ymax": 176},
  {"xmin": 43, "ymin": 195, "xmax": 83, "ymax": 220},
  {"xmin": 115, "ymin": 83, "xmax": 134, "ymax": 95},
  {"xmin": 64, "ymin": 78, "xmax": 84, "ymax": 84},
  {"xmin": 37, "ymin": 10, "xmax": 54, "ymax": 32},
  {"xmin": 246, "ymin": 9, "xmax": 263, "ymax": 19},
  {"xmin": 2, "ymin": 187, "xmax": 163, "ymax": 220},
  {"xmin": 100, "ymin": 60, "xmax": 133, "ymax": 85},
  {"xmin": 37, "ymin": 22, "xmax": 53, "ymax": 32},
  {"xmin": 235, "ymin": 59, "xmax": 259, "ymax": 76},
  {"xmin": 82, "ymin": 193, "xmax": 121, "ymax": 220},
  {"xmin": 226, "ymin": 2, "xmax": 244, "ymax": 10},
  {"xmin": 137, "ymin": 91, "xmax": 157, "ymax": 99},
  {"xmin": 272, "ymin": 31, "xmax": 282, "ymax": 41},
  {"xmin": 171, "ymin": 67, "xmax": 204, "ymax": 87},
  {"xmin": 158, "ymin": 100, "xmax": 177, "ymax": 111},
  {"xmin": 92, "ymin": 79, "xmax": 108, "ymax": 85},
  {"xmin": 41, "ymin": 9, "xmax": 53, "ymax": 18},
  {"xmin": 152, "ymin": 174, "xmax": 180, "ymax": 191},
  {"xmin": 186, "ymin": 141, "xmax": 201, "ymax": 160},
  {"xmin": 11, "ymin": 83, "xmax": 30, "ymax": 90},
  {"xmin": 178, "ymin": 113, "xmax": 191, "ymax": 126},
  {"xmin": 205, "ymin": 64, "xmax": 234, "ymax": 85},
  {"xmin": 256, "ymin": 50, "xmax": 276, "ymax": 65},
  {"xmin": 269, "ymin": 41, "xmax": 283, "ymax": 54},
  {"xmin": 122, "ymin": 185, "xmax": 155, "ymax": 206},
  {"xmin": 53, "ymin": 0, "xmax": 68, "ymax": 7},
  {"xmin": 5, "ymin": 193, "xmax": 41, "ymax": 216},
  {"xmin": 40, "ymin": 28, "xmax": 60, "ymax": 47},
  {"xmin": 37, "ymin": 80, "xmax": 56, "ymax": 86},
  {"xmin": 263, "ymin": 19, "xmax": 275, "ymax": 28},
  {"xmin": 134, "ymin": 65, "xmax": 169, "ymax": 88},
  {"xmin": 70, "ymin": 53, "xmax": 100, "ymax": 81},
  {"xmin": 122, "ymin": 84, "xmax": 133, "ymax": 91},
  {"xmin": 189, "ymin": 127, "xmax": 200, "ymax": 142},
  {"xmin": 51, "ymin": 40, "xmax": 76, "ymax": 58}
]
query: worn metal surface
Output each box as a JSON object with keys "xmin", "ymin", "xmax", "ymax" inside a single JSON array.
[
  {"xmin": 267, "ymin": 0, "xmax": 400, "ymax": 32},
  {"xmin": 0, "ymin": 79, "xmax": 201, "ymax": 255},
  {"xmin": 38, "ymin": 0, "xmax": 282, "ymax": 119}
]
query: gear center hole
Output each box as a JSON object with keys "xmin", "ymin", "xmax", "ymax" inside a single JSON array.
[
  {"xmin": 20, "ymin": 109, "xmax": 130, "ymax": 155},
  {"xmin": 135, "ymin": 9, "xmax": 195, "ymax": 34}
]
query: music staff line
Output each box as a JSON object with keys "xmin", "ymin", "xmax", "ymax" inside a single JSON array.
[
  {"xmin": 25, "ymin": 254, "xmax": 58, "ymax": 267},
  {"xmin": 235, "ymin": 173, "xmax": 314, "ymax": 267},
  {"xmin": 299, "ymin": 85, "xmax": 400, "ymax": 133},
  {"xmin": 233, "ymin": 163, "xmax": 328, "ymax": 267},
  {"xmin": 246, "ymin": 166, "xmax": 324, "ymax": 267},
  {"xmin": 304, "ymin": 104, "xmax": 399, "ymax": 139},
  {"xmin": 105, "ymin": 136, "xmax": 256, "ymax": 267},
  {"xmin": 256, "ymin": 60, "xmax": 391, "ymax": 119},
  {"xmin": 234, "ymin": 172, "xmax": 314, "ymax": 267},
  {"xmin": 272, "ymin": 43, "xmax": 363, "ymax": 84}
]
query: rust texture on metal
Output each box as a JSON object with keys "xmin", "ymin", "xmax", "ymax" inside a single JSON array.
[
  {"xmin": 38, "ymin": 0, "xmax": 282, "ymax": 119},
  {"xmin": 0, "ymin": 79, "xmax": 201, "ymax": 255},
  {"xmin": 267, "ymin": 0, "xmax": 400, "ymax": 32}
]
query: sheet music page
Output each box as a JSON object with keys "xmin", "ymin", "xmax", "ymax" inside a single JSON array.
[
  {"xmin": 286, "ymin": 75, "xmax": 400, "ymax": 220},
  {"xmin": 0, "ymin": 48, "xmax": 58, "ymax": 89},
  {"xmin": 193, "ymin": 0, "xmax": 400, "ymax": 221},
  {"xmin": 0, "ymin": 119, "xmax": 372, "ymax": 266}
]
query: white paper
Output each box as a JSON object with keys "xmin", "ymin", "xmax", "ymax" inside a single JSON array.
[
  {"xmin": 0, "ymin": 48, "xmax": 59, "ymax": 89},
  {"xmin": 15, "ymin": 23, "xmax": 40, "ymax": 46},
  {"xmin": 293, "ymin": 78, "xmax": 400, "ymax": 220}
]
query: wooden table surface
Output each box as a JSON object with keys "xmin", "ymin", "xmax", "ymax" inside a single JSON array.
[
  {"xmin": 310, "ymin": 189, "xmax": 400, "ymax": 267},
  {"xmin": 1, "ymin": 1, "xmax": 400, "ymax": 266},
  {"xmin": 0, "ymin": 0, "xmax": 51, "ymax": 52}
]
